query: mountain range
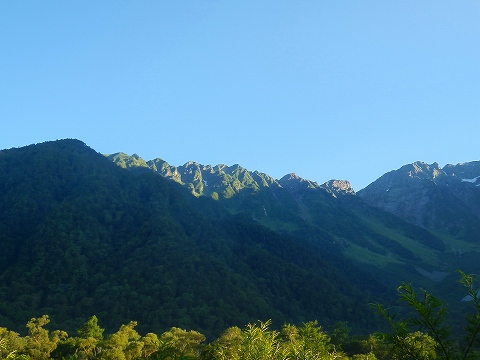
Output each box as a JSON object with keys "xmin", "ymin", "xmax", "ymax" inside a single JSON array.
[
  {"xmin": 0, "ymin": 139, "xmax": 479, "ymax": 338},
  {"xmin": 358, "ymin": 161, "xmax": 480, "ymax": 241}
]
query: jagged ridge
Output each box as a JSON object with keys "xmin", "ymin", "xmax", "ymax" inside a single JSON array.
[
  {"xmin": 358, "ymin": 161, "xmax": 480, "ymax": 241},
  {"xmin": 106, "ymin": 152, "xmax": 355, "ymax": 199}
]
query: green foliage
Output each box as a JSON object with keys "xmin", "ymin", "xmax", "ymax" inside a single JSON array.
[
  {"xmin": 105, "ymin": 152, "xmax": 149, "ymax": 169},
  {"xmin": 375, "ymin": 271, "xmax": 480, "ymax": 360},
  {"xmin": 77, "ymin": 316, "xmax": 104, "ymax": 341},
  {"xmin": 99, "ymin": 321, "xmax": 142, "ymax": 360},
  {"xmin": 237, "ymin": 320, "xmax": 283, "ymax": 360},
  {"xmin": 159, "ymin": 327, "xmax": 206, "ymax": 359},
  {"xmin": 202, "ymin": 326, "xmax": 242, "ymax": 360},
  {"xmin": 24, "ymin": 315, "xmax": 67, "ymax": 360},
  {"xmin": 139, "ymin": 333, "xmax": 162, "ymax": 359},
  {"xmin": 342, "ymin": 333, "xmax": 389, "ymax": 359},
  {"xmin": 0, "ymin": 328, "xmax": 28, "ymax": 359},
  {"xmin": 280, "ymin": 320, "xmax": 345, "ymax": 359},
  {"xmin": 331, "ymin": 321, "xmax": 351, "ymax": 348},
  {"xmin": 2, "ymin": 313, "xmax": 478, "ymax": 360},
  {"xmin": 205, "ymin": 320, "xmax": 348, "ymax": 360},
  {"xmin": 0, "ymin": 316, "xmax": 348, "ymax": 359}
]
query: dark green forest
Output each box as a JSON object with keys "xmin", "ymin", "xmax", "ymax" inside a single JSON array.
[
  {"xmin": 0, "ymin": 140, "xmax": 380, "ymax": 338},
  {"xmin": 0, "ymin": 314, "xmax": 411, "ymax": 359},
  {"xmin": 1, "ymin": 140, "xmax": 480, "ymax": 359},
  {"xmin": 1, "ymin": 270, "xmax": 480, "ymax": 360}
]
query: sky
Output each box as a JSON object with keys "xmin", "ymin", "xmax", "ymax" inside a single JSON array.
[{"xmin": 1, "ymin": 2, "xmax": 479, "ymax": 190}]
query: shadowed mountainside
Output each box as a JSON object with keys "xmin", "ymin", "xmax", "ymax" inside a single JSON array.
[{"xmin": 0, "ymin": 140, "xmax": 380, "ymax": 338}]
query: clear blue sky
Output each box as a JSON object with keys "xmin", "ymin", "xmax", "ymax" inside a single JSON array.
[{"xmin": 1, "ymin": 2, "xmax": 479, "ymax": 190}]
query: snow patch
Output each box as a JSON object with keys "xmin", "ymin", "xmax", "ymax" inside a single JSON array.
[{"xmin": 461, "ymin": 176, "xmax": 480, "ymax": 183}]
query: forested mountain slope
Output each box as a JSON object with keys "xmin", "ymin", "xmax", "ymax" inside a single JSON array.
[
  {"xmin": 0, "ymin": 140, "xmax": 380, "ymax": 338},
  {"xmin": 2, "ymin": 139, "xmax": 478, "ymax": 340},
  {"xmin": 107, "ymin": 152, "xmax": 470, "ymax": 293}
]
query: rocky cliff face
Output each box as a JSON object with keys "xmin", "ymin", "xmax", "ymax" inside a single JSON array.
[
  {"xmin": 321, "ymin": 179, "xmax": 356, "ymax": 195},
  {"xmin": 357, "ymin": 161, "xmax": 480, "ymax": 241},
  {"xmin": 442, "ymin": 162, "xmax": 480, "ymax": 219},
  {"xmin": 107, "ymin": 152, "xmax": 354, "ymax": 199}
]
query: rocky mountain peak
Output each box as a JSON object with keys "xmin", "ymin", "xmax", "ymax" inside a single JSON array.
[
  {"xmin": 278, "ymin": 173, "xmax": 320, "ymax": 192},
  {"xmin": 358, "ymin": 160, "xmax": 480, "ymax": 237},
  {"xmin": 321, "ymin": 180, "xmax": 355, "ymax": 195},
  {"xmin": 279, "ymin": 173, "xmax": 302, "ymax": 181},
  {"xmin": 400, "ymin": 161, "xmax": 443, "ymax": 181},
  {"xmin": 443, "ymin": 161, "xmax": 480, "ymax": 180}
]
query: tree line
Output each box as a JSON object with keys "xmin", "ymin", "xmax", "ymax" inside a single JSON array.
[
  {"xmin": 0, "ymin": 314, "xmax": 393, "ymax": 360},
  {"xmin": 2, "ymin": 272, "xmax": 479, "ymax": 359}
]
